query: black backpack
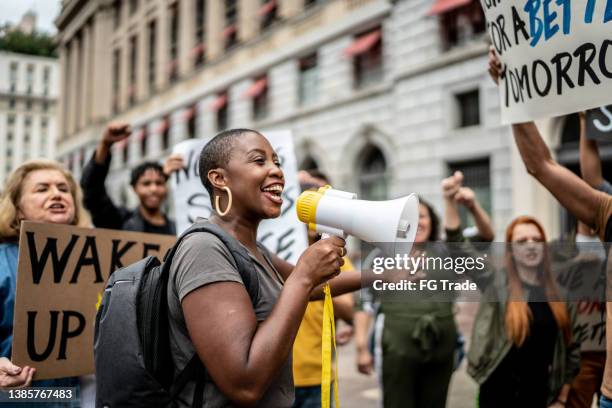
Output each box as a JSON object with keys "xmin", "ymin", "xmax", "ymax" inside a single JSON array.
[{"xmin": 94, "ymin": 222, "xmax": 261, "ymax": 408}]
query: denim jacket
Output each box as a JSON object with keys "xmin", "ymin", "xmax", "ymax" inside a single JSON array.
[{"xmin": 0, "ymin": 242, "xmax": 80, "ymax": 407}]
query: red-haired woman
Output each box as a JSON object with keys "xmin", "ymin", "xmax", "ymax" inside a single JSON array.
[{"xmin": 446, "ymin": 192, "xmax": 579, "ymax": 407}]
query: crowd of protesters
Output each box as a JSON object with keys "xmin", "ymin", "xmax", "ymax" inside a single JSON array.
[{"xmin": 0, "ymin": 47, "xmax": 610, "ymax": 408}]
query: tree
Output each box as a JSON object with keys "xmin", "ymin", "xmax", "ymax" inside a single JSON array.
[{"xmin": 0, "ymin": 30, "xmax": 57, "ymax": 58}]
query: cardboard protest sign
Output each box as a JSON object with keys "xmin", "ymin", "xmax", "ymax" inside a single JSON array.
[
  {"xmin": 11, "ymin": 221, "xmax": 175, "ymax": 380},
  {"xmin": 171, "ymin": 130, "xmax": 308, "ymax": 264},
  {"xmin": 586, "ymin": 105, "xmax": 612, "ymax": 141},
  {"xmin": 480, "ymin": 0, "xmax": 612, "ymax": 124}
]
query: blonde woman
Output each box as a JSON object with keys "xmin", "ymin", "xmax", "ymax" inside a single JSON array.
[{"xmin": 0, "ymin": 160, "xmax": 90, "ymax": 406}]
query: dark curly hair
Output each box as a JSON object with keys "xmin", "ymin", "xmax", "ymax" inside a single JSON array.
[{"xmin": 418, "ymin": 197, "xmax": 440, "ymax": 242}]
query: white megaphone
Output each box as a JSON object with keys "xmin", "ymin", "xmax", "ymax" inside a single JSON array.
[{"xmin": 296, "ymin": 186, "xmax": 419, "ymax": 257}]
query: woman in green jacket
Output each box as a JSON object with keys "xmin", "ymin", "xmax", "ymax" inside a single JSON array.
[{"xmin": 445, "ymin": 189, "xmax": 580, "ymax": 408}]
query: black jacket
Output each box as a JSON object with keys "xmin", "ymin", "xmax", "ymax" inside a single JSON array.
[{"xmin": 80, "ymin": 153, "xmax": 176, "ymax": 235}]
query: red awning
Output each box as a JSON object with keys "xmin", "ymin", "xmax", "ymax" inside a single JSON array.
[
  {"xmin": 156, "ymin": 118, "xmax": 169, "ymax": 133},
  {"xmin": 426, "ymin": 0, "xmax": 472, "ymax": 16},
  {"xmin": 209, "ymin": 94, "xmax": 228, "ymax": 112},
  {"xmin": 258, "ymin": 0, "xmax": 277, "ymax": 16},
  {"xmin": 223, "ymin": 24, "xmax": 236, "ymax": 38},
  {"xmin": 182, "ymin": 106, "xmax": 196, "ymax": 121},
  {"xmin": 243, "ymin": 77, "xmax": 267, "ymax": 99},
  {"xmin": 343, "ymin": 30, "xmax": 381, "ymax": 57},
  {"xmin": 190, "ymin": 43, "xmax": 206, "ymax": 57}
]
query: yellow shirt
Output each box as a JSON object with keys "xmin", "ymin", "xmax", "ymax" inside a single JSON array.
[{"xmin": 292, "ymin": 257, "xmax": 354, "ymax": 387}]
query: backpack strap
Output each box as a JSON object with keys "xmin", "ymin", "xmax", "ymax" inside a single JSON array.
[
  {"xmin": 162, "ymin": 221, "xmax": 260, "ymax": 304},
  {"xmin": 164, "ymin": 220, "xmax": 263, "ymax": 405}
]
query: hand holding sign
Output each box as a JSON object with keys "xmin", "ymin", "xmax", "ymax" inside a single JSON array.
[{"xmin": 480, "ymin": 0, "xmax": 612, "ymax": 124}]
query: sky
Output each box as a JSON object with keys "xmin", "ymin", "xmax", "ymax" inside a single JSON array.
[{"xmin": 0, "ymin": 1, "xmax": 61, "ymax": 34}]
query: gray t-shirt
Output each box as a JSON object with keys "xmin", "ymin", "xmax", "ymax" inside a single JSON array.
[{"xmin": 167, "ymin": 230, "xmax": 294, "ymax": 407}]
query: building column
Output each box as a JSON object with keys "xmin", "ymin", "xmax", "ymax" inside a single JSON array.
[
  {"xmin": 68, "ymin": 38, "xmax": 80, "ymax": 135},
  {"xmin": 170, "ymin": 109, "xmax": 188, "ymax": 147},
  {"xmin": 157, "ymin": 3, "xmax": 170, "ymax": 91},
  {"xmin": 149, "ymin": 119, "xmax": 163, "ymax": 159},
  {"xmin": 58, "ymin": 43, "xmax": 70, "ymax": 142},
  {"xmin": 206, "ymin": 0, "xmax": 224, "ymax": 60},
  {"xmin": 138, "ymin": 18, "xmax": 148, "ymax": 101},
  {"xmin": 79, "ymin": 25, "xmax": 91, "ymax": 129},
  {"xmin": 91, "ymin": 7, "xmax": 113, "ymax": 121},
  {"xmin": 279, "ymin": 0, "xmax": 302, "ymax": 19},
  {"xmin": 239, "ymin": 0, "xmax": 259, "ymax": 42},
  {"xmin": 179, "ymin": 0, "xmax": 195, "ymax": 76}
]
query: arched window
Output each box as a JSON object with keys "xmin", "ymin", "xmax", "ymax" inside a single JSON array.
[{"xmin": 358, "ymin": 144, "xmax": 388, "ymax": 200}]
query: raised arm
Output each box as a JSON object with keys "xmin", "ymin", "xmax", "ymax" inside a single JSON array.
[
  {"xmin": 488, "ymin": 48, "xmax": 600, "ymax": 228},
  {"xmin": 80, "ymin": 123, "xmax": 132, "ymax": 229},
  {"xmin": 512, "ymin": 122, "xmax": 599, "ymax": 227}
]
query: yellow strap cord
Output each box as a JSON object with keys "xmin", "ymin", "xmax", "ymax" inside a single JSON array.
[{"xmin": 321, "ymin": 283, "xmax": 339, "ymax": 408}]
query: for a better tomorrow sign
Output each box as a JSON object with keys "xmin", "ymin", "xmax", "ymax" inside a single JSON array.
[{"xmin": 480, "ymin": 0, "xmax": 612, "ymax": 124}]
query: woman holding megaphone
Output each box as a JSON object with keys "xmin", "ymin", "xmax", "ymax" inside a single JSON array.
[{"xmin": 167, "ymin": 129, "xmax": 363, "ymax": 407}]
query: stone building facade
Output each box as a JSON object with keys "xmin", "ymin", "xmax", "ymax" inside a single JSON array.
[{"xmin": 56, "ymin": 0, "xmax": 580, "ymax": 238}]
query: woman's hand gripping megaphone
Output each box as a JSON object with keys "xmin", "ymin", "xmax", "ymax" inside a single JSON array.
[{"xmin": 294, "ymin": 235, "xmax": 346, "ymax": 289}]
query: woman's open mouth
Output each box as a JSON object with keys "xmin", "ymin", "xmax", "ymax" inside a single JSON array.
[
  {"xmin": 261, "ymin": 184, "xmax": 284, "ymax": 205},
  {"xmin": 48, "ymin": 203, "xmax": 67, "ymax": 213}
]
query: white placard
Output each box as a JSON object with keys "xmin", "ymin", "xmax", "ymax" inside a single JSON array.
[
  {"xmin": 170, "ymin": 130, "xmax": 308, "ymax": 264},
  {"xmin": 480, "ymin": 0, "xmax": 612, "ymax": 124}
]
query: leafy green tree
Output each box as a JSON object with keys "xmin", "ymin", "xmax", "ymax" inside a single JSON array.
[{"xmin": 0, "ymin": 30, "xmax": 57, "ymax": 58}]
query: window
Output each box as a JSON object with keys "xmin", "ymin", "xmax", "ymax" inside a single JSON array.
[
  {"xmin": 448, "ymin": 158, "xmax": 491, "ymax": 231},
  {"xmin": 455, "ymin": 89, "xmax": 480, "ymax": 127},
  {"xmin": 112, "ymin": 48, "xmax": 121, "ymax": 113},
  {"xmin": 349, "ymin": 28, "xmax": 383, "ymax": 89},
  {"xmin": 140, "ymin": 128, "xmax": 148, "ymax": 157},
  {"xmin": 113, "ymin": 0, "xmax": 122, "ymax": 28},
  {"xmin": 434, "ymin": 0, "xmax": 486, "ymax": 50},
  {"xmin": 25, "ymin": 116, "xmax": 32, "ymax": 127},
  {"xmin": 42, "ymin": 102, "xmax": 49, "ymax": 112},
  {"xmin": 249, "ymin": 76, "xmax": 269, "ymax": 121},
  {"xmin": 298, "ymin": 53, "xmax": 318, "ymax": 106},
  {"xmin": 260, "ymin": 0, "xmax": 278, "ymax": 30},
  {"xmin": 129, "ymin": 35, "xmax": 138, "ymax": 105},
  {"xmin": 9, "ymin": 98, "xmax": 16, "ymax": 109},
  {"xmin": 160, "ymin": 116, "xmax": 170, "ymax": 151},
  {"xmin": 358, "ymin": 145, "xmax": 388, "ymax": 200},
  {"xmin": 24, "ymin": 133, "xmax": 31, "ymax": 143},
  {"xmin": 26, "ymin": 100, "xmax": 32, "ymax": 110},
  {"xmin": 213, "ymin": 91, "xmax": 229, "ymax": 131},
  {"xmin": 42, "ymin": 118, "xmax": 48, "ymax": 128},
  {"xmin": 186, "ymin": 105, "xmax": 197, "ymax": 138},
  {"xmin": 194, "ymin": 0, "xmax": 206, "ymax": 67},
  {"xmin": 148, "ymin": 20, "xmax": 157, "ymax": 93},
  {"xmin": 26, "ymin": 65, "xmax": 34, "ymax": 94},
  {"xmin": 224, "ymin": 0, "xmax": 238, "ymax": 50},
  {"xmin": 129, "ymin": 0, "xmax": 138, "ymax": 15},
  {"xmin": 7, "ymin": 131, "xmax": 13, "ymax": 142},
  {"xmin": 168, "ymin": 2, "xmax": 180, "ymax": 82},
  {"xmin": 9, "ymin": 62, "xmax": 18, "ymax": 87},
  {"xmin": 7, "ymin": 115, "xmax": 15, "ymax": 126},
  {"xmin": 43, "ymin": 66, "xmax": 50, "ymax": 96}
]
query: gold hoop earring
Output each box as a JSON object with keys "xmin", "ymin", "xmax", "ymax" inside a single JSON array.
[{"xmin": 214, "ymin": 186, "xmax": 233, "ymax": 216}]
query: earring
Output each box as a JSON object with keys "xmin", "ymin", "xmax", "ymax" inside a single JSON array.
[{"xmin": 214, "ymin": 186, "xmax": 233, "ymax": 216}]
